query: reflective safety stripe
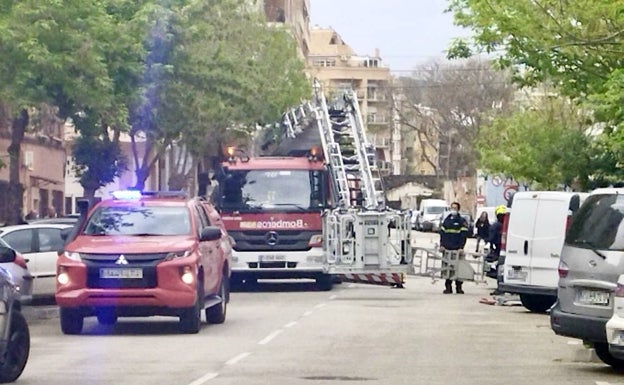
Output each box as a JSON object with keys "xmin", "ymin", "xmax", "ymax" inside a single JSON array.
[{"xmin": 442, "ymin": 228, "xmax": 462, "ymax": 234}]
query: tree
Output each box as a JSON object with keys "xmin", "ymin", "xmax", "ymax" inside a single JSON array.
[
  {"xmin": 394, "ymin": 59, "xmax": 514, "ymax": 178},
  {"xmin": 477, "ymin": 91, "xmax": 594, "ymax": 190},
  {"xmin": 0, "ymin": 0, "xmax": 117, "ymax": 223},
  {"xmin": 446, "ymin": 0, "xmax": 624, "ymax": 182},
  {"xmin": 128, "ymin": 0, "xmax": 310, "ymax": 191}
]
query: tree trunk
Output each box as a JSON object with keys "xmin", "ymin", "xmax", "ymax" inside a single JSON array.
[
  {"xmin": 7, "ymin": 109, "xmax": 28, "ymax": 225},
  {"xmin": 134, "ymin": 168, "xmax": 149, "ymax": 191}
]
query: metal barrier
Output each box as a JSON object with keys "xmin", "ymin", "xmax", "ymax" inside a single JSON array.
[{"xmin": 410, "ymin": 247, "xmax": 491, "ymax": 284}]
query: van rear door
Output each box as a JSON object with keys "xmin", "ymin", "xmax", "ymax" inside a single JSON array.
[
  {"xmin": 504, "ymin": 194, "xmax": 539, "ymax": 284},
  {"xmin": 530, "ymin": 193, "xmax": 572, "ymax": 287}
]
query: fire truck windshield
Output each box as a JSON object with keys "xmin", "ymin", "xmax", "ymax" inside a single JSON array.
[{"xmin": 219, "ymin": 169, "xmax": 326, "ymax": 212}]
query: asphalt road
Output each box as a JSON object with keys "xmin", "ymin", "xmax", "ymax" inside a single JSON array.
[{"xmin": 16, "ymin": 231, "xmax": 624, "ymax": 385}]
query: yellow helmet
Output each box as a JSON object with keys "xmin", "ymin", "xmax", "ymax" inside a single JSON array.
[{"xmin": 495, "ymin": 205, "xmax": 506, "ymax": 215}]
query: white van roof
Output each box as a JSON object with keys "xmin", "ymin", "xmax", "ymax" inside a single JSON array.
[{"xmin": 590, "ymin": 187, "xmax": 624, "ymax": 195}]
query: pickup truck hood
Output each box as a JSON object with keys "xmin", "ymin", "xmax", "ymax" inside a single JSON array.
[{"xmin": 67, "ymin": 235, "xmax": 196, "ymax": 254}]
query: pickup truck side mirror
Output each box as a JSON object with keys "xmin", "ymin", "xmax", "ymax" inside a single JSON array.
[
  {"xmin": 200, "ymin": 226, "xmax": 222, "ymax": 242},
  {"xmin": 0, "ymin": 246, "xmax": 16, "ymax": 263}
]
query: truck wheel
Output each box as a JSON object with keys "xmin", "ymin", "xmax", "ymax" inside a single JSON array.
[
  {"xmin": 316, "ymin": 274, "xmax": 333, "ymax": 291},
  {"xmin": 179, "ymin": 287, "xmax": 202, "ymax": 334},
  {"xmin": 519, "ymin": 294, "xmax": 556, "ymax": 313},
  {"xmin": 206, "ymin": 278, "xmax": 228, "ymax": 324},
  {"xmin": 96, "ymin": 310, "xmax": 118, "ymax": 326},
  {"xmin": 594, "ymin": 342, "xmax": 624, "ymax": 369},
  {"xmin": 60, "ymin": 308, "xmax": 84, "ymax": 335},
  {"xmin": 0, "ymin": 311, "xmax": 30, "ymax": 383}
]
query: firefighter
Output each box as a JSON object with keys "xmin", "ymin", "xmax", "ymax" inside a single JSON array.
[{"xmin": 439, "ymin": 201, "xmax": 469, "ymax": 294}]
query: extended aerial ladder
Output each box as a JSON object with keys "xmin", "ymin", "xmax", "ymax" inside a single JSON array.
[{"xmin": 279, "ymin": 80, "xmax": 412, "ymax": 286}]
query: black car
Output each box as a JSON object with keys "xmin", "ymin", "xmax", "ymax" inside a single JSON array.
[
  {"xmin": 460, "ymin": 213, "xmax": 475, "ymax": 238},
  {"xmin": 0, "ymin": 246, "xmax": 30, "ymax": 383}
]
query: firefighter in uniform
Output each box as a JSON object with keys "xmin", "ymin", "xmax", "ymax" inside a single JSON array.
[{"xmin": 439, "ymin": 201, "xmax": 469, "ymax": 294}]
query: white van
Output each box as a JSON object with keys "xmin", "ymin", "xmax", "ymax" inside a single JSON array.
[
  {"xmin": 414, "ymin": 199, "xmax": 449, "ymax": 232},
  {"xmin": 500, "ymin": 191, "xmax": 587, "ymax": 312}
]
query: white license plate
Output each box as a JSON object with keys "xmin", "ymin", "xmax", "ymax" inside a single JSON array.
[
  {"xmin": 506, "ymin": 270, "xmax": 527, "ymax": 281},
  {"xmin": 100, "ymin": 268, "xmax": 143, "ymax": 279},
  {"xmin": 259, "ymin": 255, "xmax": 286, "ymax": 262},
  {"xmin": 578, "ymin": 289, "xmax": 610, "ymax": 306}
]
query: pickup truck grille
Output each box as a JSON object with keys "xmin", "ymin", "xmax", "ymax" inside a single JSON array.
[
  {"xmin": 229, "ymin": 230, "xmax": 315, "ymax": 252},
  {"xmin": 81, "ymin": 253, "xmax": 168, "ymax": 289}
]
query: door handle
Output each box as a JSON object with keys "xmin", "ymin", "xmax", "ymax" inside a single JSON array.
[{"xmin": 523, "ymin": 241, "xmax": 528, "ymax": 255}]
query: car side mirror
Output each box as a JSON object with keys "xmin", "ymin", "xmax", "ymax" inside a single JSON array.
[
  {"xmin": 60, "ymin": 227, "xmax": 72, "ymax": 241},
  {"xmin": 200, "ymin": 226, "xmax": 222, "ymax": 242},
  {"xmin": 0, "ymin": 246, "xmax": 16, "ymax": 263}
]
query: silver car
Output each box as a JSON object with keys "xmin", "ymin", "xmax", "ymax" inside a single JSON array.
[
  {"xmin": 0, "ymin": 247, "xmax": 30, "ymax": 382},
  {"xmin": 550, "ymin": 188, "xmax": 624, "ymax": 369},
  {"xmin": 0, "ymin": 237, "xmax": 32, "ymax": 304}
]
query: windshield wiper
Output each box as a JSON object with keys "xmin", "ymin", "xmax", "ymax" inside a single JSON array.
[{"xmin": 574, "ymin": 240, "xmax": 607, "ymax": 259}]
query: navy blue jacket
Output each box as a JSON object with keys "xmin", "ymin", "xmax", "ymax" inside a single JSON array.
[{"xmin": 439, "ymin": 213, "xmax": 468, "ymax": 250}]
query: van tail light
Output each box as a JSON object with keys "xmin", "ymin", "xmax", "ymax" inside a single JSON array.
[
  {"xmin": 14, "ymin": 254, "xmax": 27, "ymax": 269},
  {"xmin": 500, "ymin": 213, "xmax": 510, "ymax": 251},
  {"xmin": 558, "ymin": 260, "xmax": 569, "ymax": 278},
  {"xmin": 565, "ymin": 213, "xmax": 572, "ymax": 235}
]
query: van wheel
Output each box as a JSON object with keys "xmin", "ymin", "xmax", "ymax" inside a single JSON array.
[
  {"xmin": 60, "ymin": 308, "xmax": 84, "ymax": 335},
  {"xmin": 519, "ymin": 294, "xmax": 556, "ymax": 313},
  {"xmin": 205, "ymin": 277, "xmax": 228, "ymax": 324},
  {"xmin": 0, "ymin": 311, "xmax": 30, "ymax": 383},
  {"xmin": 594, "ymin": 342, "xmax": 624, "ymax": 369}
]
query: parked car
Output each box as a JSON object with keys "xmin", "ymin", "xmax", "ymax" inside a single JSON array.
[
  {"xmin": 56, "ymin": 190, "xmax": 232, "ymax": 334},
  {"xmin": 27, "ymin": 215, "xmax": 80, "ymax": 226},
  {"xmin": 0, "ymin": 247, "xmax": 30, "ymax": 383},
  {"xmin": 606, "ymin": 274, "xmax": 624, "ymax": 361},
  {"xmin": 500, "ymin": 191, "xmax": 587, "ymax": 313},
  {"xmin": 0, "ymin": 237, "xmax": 32, "ymax": 305},
  {"xmin": 0, "ymin": 223, "xmax": 73, "ymax": 298},
  {"xmin": 414, "ymin": 199, "xmax": 449, "ymax": 231},
  {"xmin": 550, "ymin": 188, "xmax": 624, "ymax": 368}
]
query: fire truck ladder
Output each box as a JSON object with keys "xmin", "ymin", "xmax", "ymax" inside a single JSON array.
[{"xmin": 308, "ymin": 82, "xmax": 412, "ymax": 287}]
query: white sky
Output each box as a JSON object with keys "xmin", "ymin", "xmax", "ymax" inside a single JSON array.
[{"xmin": 310, "ymin": 0, "xmax": 472, "ymax": 73}]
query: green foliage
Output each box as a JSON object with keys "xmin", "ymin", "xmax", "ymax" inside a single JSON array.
[{"xmin": 476, "ymin": 94, "xmax": 595, "ymax": 189}]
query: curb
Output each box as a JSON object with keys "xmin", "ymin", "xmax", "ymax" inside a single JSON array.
[{"xmin": 22, "ymin": 306, "xmax": 59, "ymax": 323}]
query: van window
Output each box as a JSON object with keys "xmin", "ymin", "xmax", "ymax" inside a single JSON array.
[
  {"xmin": 566, "ymin": 194, "xmax": 624, "ymax": 250},
  {"xmin": 424, "ymin": 206, "xmax": 446, "ymax": 215}
]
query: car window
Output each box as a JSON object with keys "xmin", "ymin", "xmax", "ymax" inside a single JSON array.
[
  {"xmin": 566, "ymin": 194, "xmax": 624, "ymax": 250},
  {"xmin": 2, "ymin": 229, "xmax": 34, "ymax": 253},
  {"xmin": 83, "ymin": 206, "xmax": 192, "ymax": 236},
  {"xmin": 38, "ymin": 228, "xmax": 65, "ymax": 252}
]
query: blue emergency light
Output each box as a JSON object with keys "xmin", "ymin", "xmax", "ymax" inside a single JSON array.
[{"xmin": 111, "ymin": 190, "xmax": 142, "ymax": 200}]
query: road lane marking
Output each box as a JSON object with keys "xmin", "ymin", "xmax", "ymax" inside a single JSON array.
[
  {"xmin": 329, "ymin": 295, "xmax": 337, "ymax": 300},
  {"xmin": 567, "ymin": 341, "xmax": 582, "ymax": 345},
  {"xmin": 303, "ymin": 311, "xmax": 313, "ymax": 317},
  {"xmin": 284, "ymin": 321, "xmax": 297, "ymax": 328},
  {"xmin": 226, "ymin": 352, "xmax": 251, "ymax": 366},
  {"xmin": 258, "ymin": 329, "xmax": 283, "ymax": 345},
  {"xmin": 595, "ymin": 382, "xmax": 611, "ymax": 385},
  {"xmin": 314, "ymin": 303, "xmax": 326, "ymax": 309},
  {"xmin": 187, "ymin": 372, "xmax": 218, "ymax": 385}
]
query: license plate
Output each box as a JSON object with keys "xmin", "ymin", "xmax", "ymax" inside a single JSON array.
[
  {"xmin": 506, "ymin": 270, "xmax": 527, "ymax": 281},
  {"xmin": 578, "ymin": 289, "xmax": 610, "ymax": 306},
  {"xmin": 259, "ymin": 255, "xmax": 286, "ymax": 262},
  {"xmin": 100, "ymin": 268, "xmax": 143, "ymax": 279}
]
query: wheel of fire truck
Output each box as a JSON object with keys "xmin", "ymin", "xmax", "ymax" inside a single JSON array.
[
  {"xmin": 60, "ymin": 308, "xmax": 84, "ymax": 335},
  {"xmin": 316, "ymin": 274, "xmax": 333, "ymax": 291},
  {"xmin": 0, "ymin": 310, "xmax": 30, "ymax": 383},
  {"xmin": 206, "ymin": 276, "xmax": 229, "ymax": 324},
  {"xmin": 179, "ymin": 282, "xmax": 203, "ymax": 334}
]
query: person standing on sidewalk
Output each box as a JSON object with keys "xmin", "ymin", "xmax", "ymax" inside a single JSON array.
[{"xmin": 439, "ymin": 201, "xmax": 469, "ymax": 294}]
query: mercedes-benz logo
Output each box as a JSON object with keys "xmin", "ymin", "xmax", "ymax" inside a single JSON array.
[{"xmin": 265, "ymin": 231, "xmax": 279, "ymax": 246}]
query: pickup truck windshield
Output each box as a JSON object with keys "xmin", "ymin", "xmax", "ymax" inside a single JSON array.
[{"xmin": 82, "ymin": 206, "xmax": 192, "ymax": 236}]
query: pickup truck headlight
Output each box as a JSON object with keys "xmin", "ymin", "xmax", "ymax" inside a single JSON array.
[{"xmin": 64, "ymin": 251, "xmax": 82, "ymax": 261}]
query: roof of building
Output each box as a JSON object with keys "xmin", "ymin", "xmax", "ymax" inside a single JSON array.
[{"xmin": 309, "ymin": 26, "xmax": 355, "ymax": 57}]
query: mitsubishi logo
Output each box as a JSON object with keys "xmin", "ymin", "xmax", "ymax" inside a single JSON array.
[
  {"xmin": 265, "ymin": 231, "xmax": 279, "ymax": 246},
  {"xmin": 115, "ymin": 255, "xmax": 129, "ymax": 265}
]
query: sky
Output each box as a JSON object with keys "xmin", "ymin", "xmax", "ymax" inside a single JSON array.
[{"xmin": 310, "ymin": 0, "xmax": 471, "ymax": 74}]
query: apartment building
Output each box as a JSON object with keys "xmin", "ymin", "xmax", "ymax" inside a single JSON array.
[
  {"xmin": 307, "ymin": 26, "xmax": 395, "ymax": 175},
  {"xmin": 263, "ymin": 0, "xmax": 311, "ymax": 59}
]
